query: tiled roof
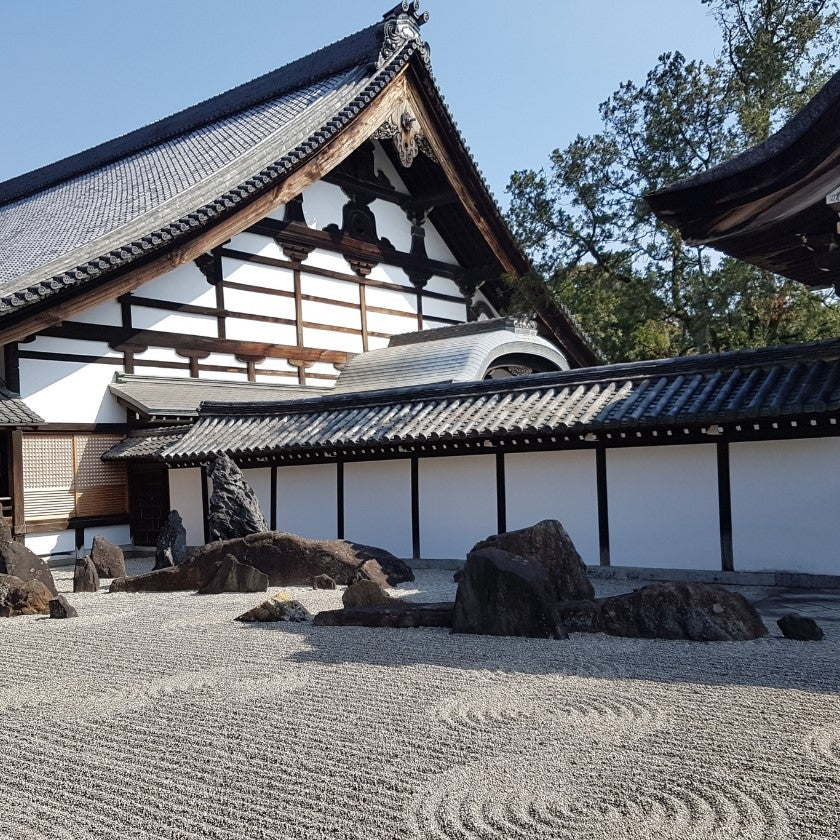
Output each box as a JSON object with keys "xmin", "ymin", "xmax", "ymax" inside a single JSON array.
[
  {"xmin": 0, "ymin": 386, "xmax": 42, "ymax": 427},
  {"xmin": 109, "ymin": 374, "xmax": 329, "ymax": 420},
  {"xmin": 120, "ymin": 337, "xmax": 840, "ymax": 464},
  {"xmin": 103, "ymin": 426, "xmax": 187, "ymax": 462}
]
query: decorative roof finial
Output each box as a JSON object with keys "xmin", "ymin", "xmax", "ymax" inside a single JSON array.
[{"xmin": 377, "ymin": 2, "xmax": 430, "ymax": 70}]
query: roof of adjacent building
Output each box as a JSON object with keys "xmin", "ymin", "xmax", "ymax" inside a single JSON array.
[
  {"xmin": 332, "ymin": 317, "xmax": 569, "ymax": 393},
  {"xmin": 108, "ymin": 373, "xmax": 329, "ymax": 420},
  {"xmin": 0, "ymin": 3, "xmax": 599, "ymax": 366},
  {"xmin": 0, "ymin": 385, "xmax": 43, "ymax": 427},
  {"xmin": 646, "ymin": 68, "xmax": 840, "ymax": 289},
  {"xmin": 104, "ymin": 337, "xmax": 840, "ymax": 463}
]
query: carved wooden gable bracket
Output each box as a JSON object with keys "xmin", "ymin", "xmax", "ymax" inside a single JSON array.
[{"xmin": 372, "ymin": 98, "xmax": 437, "ymax": 168}]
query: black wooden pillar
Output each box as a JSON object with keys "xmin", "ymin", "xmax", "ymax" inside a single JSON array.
[
  {"xmin": 201, "ymin": 465, "xmax": 210, "ymax": 544},
  {"xmin": 716, "ymin": 441, "xmax": 734, "ymax": 571},
  {"xmin": 269, "ymin": 466, "xmax": 277, "ymax": 531},
  {"xmin": 495, "ymin": 451, "xmax": 506, "ymax": 534},
  {"xmin": 410, "ymin": 457, "xmax": 420, "ymax": 560},
  {"xmin": 336, "ymin": 462, "xmax": 345, "ymax": 539},
  {"xmin": 595, "ymin": 446, "xmax": 610, "ymax": 566}
]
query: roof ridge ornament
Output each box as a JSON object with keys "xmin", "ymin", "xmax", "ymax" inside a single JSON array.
[{"xmin": 377, "ymin": 1, "xmax": 430, "ymax": 70}]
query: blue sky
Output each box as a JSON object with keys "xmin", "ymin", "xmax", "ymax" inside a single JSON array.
[{"xmin": 0, "ymin": 1, "xmax": 721, "ymax": 206}]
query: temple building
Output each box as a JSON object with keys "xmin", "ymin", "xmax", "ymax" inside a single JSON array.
[{"xmin": 2, "ymin": 3, "xmax": 839, "ymax": 578}]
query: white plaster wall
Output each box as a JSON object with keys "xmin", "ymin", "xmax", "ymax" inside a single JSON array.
[
  {"xmin": 25, "ymin": 530, "xmax": 76, "ymax": 557},
  {"xmin": 225, "ymin": 317, "xmax": 298, "ymax": 345},
  {"xmin": 418, "ymin": 455, "xmax": 497, "ymax": 560},
  {"xmin": 223, "ymin": 258, "xmax": 295, "ymax": 293},
  {"xmin": 300, "ymin": 274, "xmax": 360, "ymax": 304},
  {"xmin": 472, "ymin": 290, "xmax": 499, "ymax": 319},
  {"xmin": 73, "ymin": 299, "xmax": 124, "ymax": 327},
  {"xmin": 363, "ymin": 284, "xmax": 416, "ymax": 313},
  {"xmin": 424, "ymin": 275, "xmax": 462, "ymax": 297},
  {"xmin": 505, "ymin": 450, "xmax": 599, "ymax": 566},
  {"xmin": 366, "ymin": 311, "xmax": 417, "ymax": 336},
  {"xmin": 370, "ymin": 199, "xmax": 411, "ymax": 252},
  {"xmin": 20, "ymin": 358, "xmax": 124, "ymax": 423},
  {"xmin": 242, "ymin": 468, "xmax": 271, "ymax": 525},
  {"xmin": 133, "ymin": 365, "xmax": 190, "ymax": 378},
  {"xmin": 423, "ymin": 297, "xmax": 468, "ymax": 323},
  {"xmin": 302, "ymin": 300, "xmax": 361, "ymax": 331},
  {"xmin": 730, "ymin": 437, "xmax": 840, "ymax": 574},
  {"xmin": 372, "ymin": 141, "xmax": 409, "ymax": 192},
  {"xmin": 226, "ymin": 232, "xmax": 285, "ymax": 260},
  {"xmin": 423, "ymin": 220, "xmax": 458, "ymax": 263},
  {"xmin": 224, "ymin": 285, "xmax": 296, "ymax": 320},
  {"xmin": 301, "ymin": 180, "xmax": 345, "ymax": 230},
  {"xmin": 276, "ymin": 463, "xmax": 337, "ymax": 539},
  {"xmin": 130, "ymin": 308, "xmax": 218, "ymax": 337},
  {"xmin": 302, "ymin": 327, "xmax": 363, "ymax": 354},
  {"xmin": 169, "ymin": 468, "xmax": 206, "ymax": 546},
  {"xmin": 138, "ymin": 263, "xmax": 217, "ymax": 307},
  {"xmin": 81, "ymin": 525, "xmax": 131, "ymax": 553},
  {"xmin": 305, "ymin": 362, "xmax": 340, "ymax": 384},
  {"xmin": 302, "ymin": 248, "xmax": 351, "ymax": 274},
  {"xmin": 607, "ymin": 444, "xmax": 720, "ymax": 570},
  {"xmin": 344, "ymin": 460, "xmax": 412, "ymax": 558},
  {"xmin": 366, "ymin": 263, "xmax": 413, "ymax": 288}
]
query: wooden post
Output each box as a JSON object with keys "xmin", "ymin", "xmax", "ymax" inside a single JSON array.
[
  {"xmin": 410, "ymin": 457, "xmax": 420, "ymax": 560},
  {"xmin": 336, "ymin": 461, "xmax": 345, "ymax": 540},
  {"xmin": 717, "ymin": 441, "xmax": 734, "ymax": 572},
  {"xmin": 9, "ymin": 430, "xmax": 24, "ymax": 542},
  {"xmin": 596, "ymin": 446, "xmax": 610, "ymax": 566},
  {"xmin": 270, "ymin": 466, "xmax": 277, "ymax": 531},
  {"xmin": 495, "ymin": 451, "xmax": 506, "ymax": 534}
]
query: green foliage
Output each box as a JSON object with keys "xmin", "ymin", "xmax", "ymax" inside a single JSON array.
[{"xmin": 506, "ymin": 0, "xmax": 840, "ymax": 362}]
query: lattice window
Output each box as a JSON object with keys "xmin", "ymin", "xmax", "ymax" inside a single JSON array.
[{"xmin": 22, "ymin": 433, "xmax": 127, "ymax": 521}]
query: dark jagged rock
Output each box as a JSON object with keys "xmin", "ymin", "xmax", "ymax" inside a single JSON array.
[
  {"xmin": 0, "ymin": 574, "xmax": 52, "ymax": 617},
  {"xmin": 154, "ymin": 510, "xmax": 187, "ymax": 570},
  {"xmin": 312, "ymin": 574, "xmax": 337, "ymax": 590},
  {"xmin": 112, "ymin": 531, "xmax": 399, "ymax": 593},
  {"xmin": 342, "ymin": 579, "xmax": 392, "ymax": 608},
  {"xmin": 73, "ymin": 556, "xmax": 100, "ymax": 593},
  {"xmin": 196, "ymin": 554, "xmax": 268, "ymax": 595},
  {"xmin": 235, "ymin": 594, "xmax": 310, "ymax": 623},
  {"xmin": 313, "ymin": 602, "xmax": 455, "ymax": 628},
  {"xmin": 347, "ymin": 542, "xmax": 414, "ymax": 585},
  {"xmin": 207, "ymin": 453, "xmax": 268, "ymax": 541},
  {"xmin": 471, "ymin": 519, "xmax": 594, "ymax": 602},
  {"xmin": 452, "ymin": 547, "xmax": 568, "ymax": 639},
  {"xmin": 0, "ymin": 522, "xmax": 57, "ymax": 596},
  {"xmin": 777, "ymin": 613, "xmax": 824, "ymax": 641},
  {"xmin": 90, "ymin": 536, "xmax": 125, "ymax": 578},
  {"xmin": 49, "ymin": 595, "xmax": 78, "ymax": 619},
  {"xmin": 558, "ymin": 582, "xmax": 768, "ymax": 641}
]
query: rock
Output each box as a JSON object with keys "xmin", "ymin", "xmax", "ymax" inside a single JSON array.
[
  {"xmin": 235, "ymin": 593, "xmax": 311, "ymax": 623},
  {"xmin": 49, "ymin": 595, "xmax": 78, "ymax": 619},
  {"xmin": 0, "ymin": 537, "xmax": 58, "ymax": 596},
  {"xmin": 89, "ymin": 536, "xmax": 125, "ymax": 578},
  {"xmin": 590, "ymin": 582, "xmax": 768, "ymax": 641},
  {"xmin": 777, "ymin": 613, "xmax": 824, "ymax": 641},
  {"xmin": 196, "ymin": 554, "xmax": 268, "ymax": 595},
  {"xmin": 452, "ymin": 547, "xmax": 568, "ymax": 639},
  {"xmin": 73, "ymin": 556, "xmax": 100, "ymax": 593},
  {"xmin": 0, "ymin": 574, "xmax": 52, "ymax": 617},
  {"xmin": 314, "ymin": 602, "xmax": 455, "ymax": 628},
  {"xmin": 207, "ymin": 453, "xmax": 268, "ymax": 541},
  {"xmin": 112, "ymin": 531, "xmax": 399, "ymax": 594},
  {"xmin": 342, "ymin": 579, "xmax": 392, "ymax": 608},
  {"xmin": 154, "ymin": 510, "xmax": 187, "ymax": 570},
  {"xmin": 471, "ymin": 519, "xmax": 594, "ymax": 602},
  {"xmin": 554, "ymin": 599, "xmax": 603, "ymax": 633},
  {"xmin": 312, "ymin": 574, "xmax": 336, "ymax": 590},
  {"xmin": 347, "ymin": 542, "xmax": 414, "ymax": 585}
]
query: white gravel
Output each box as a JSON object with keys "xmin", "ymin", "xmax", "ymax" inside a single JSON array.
[{"xmin": 2, "ymin": 562, "xmax": 838, "ymax": 840}]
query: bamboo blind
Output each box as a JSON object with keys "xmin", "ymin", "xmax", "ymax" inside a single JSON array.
[{"xmin": 22, "ymin": 434, "xmax": 127, "ymax": 521}]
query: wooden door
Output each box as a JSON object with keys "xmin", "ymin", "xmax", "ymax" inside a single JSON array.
[{"xmin": 128, "ymin": 465, "xmax": 170, "ymax": 547}]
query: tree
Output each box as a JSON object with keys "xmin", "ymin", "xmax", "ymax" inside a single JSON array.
[{"xmin": 506, "ymin": 0, "xmax": 840, "ymax": 363}]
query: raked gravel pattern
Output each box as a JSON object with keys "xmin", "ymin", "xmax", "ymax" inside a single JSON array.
[{"xmin": 2, "ymin": 563, "xmax": 839, "ymax": 840}]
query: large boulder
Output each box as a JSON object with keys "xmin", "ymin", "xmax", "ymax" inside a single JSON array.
[
  {"xmin": 73, "ymin": 556, "xmax": 100, "ymax": 593},
  {"xmin": 452, "ymin": 547, "xmax": 568, "ymax": 639},
  {"xmin": 314, "ymin": 602, "xmax": 454, "ymax": 628},
  {"xmin": 154, "ymin": 510, "xmax": 188, "ymax": 570},
  {"xmin": 347, "ymin": 542, "xmax": 414, "ymax": 585},
  {"xmin": 207, "ymin": 453, "xmax": 268, "ymax": 541},
  {"xmin": 90, "ymin": 536, "xmax": 125, "ymax": 578},
  {"xmin": 235, "ymin": 593, "xmax": 311, "ymax": 623},
  {"xmin": 111, "ymin": 531, "xmax": 400, "ymax": 593},
  {"xmin": 0, "ymin": 574, "xmax": 52, "ymax": 617},
  {"xmin": 196, "ymin": 554, "xmax": 268, "ymax": 595},
  {"xmin": 0, "ymin": 519, "xmax": 57, "ymax": 596},
  {"xmin": 557, "ymin": 582, "xmax": 768, "ymax": 641},
  {"xmin": 471, "ymin": 519, "xmax": 594, "ymax": 602},
  {"xmin": 342, "ymin": 579, "xmax": 392, "ymax": 608}
]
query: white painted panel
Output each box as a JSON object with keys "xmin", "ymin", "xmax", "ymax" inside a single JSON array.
[
  {"xmin": 224, "ymin": 285, "xmax": 296, "ymax": 320},
  {"xmin": 424, "ymin": 219, "xmax": 458, "ymax": 263},
  {"xmin": 372, "ymin": 141, "xmax": 409, "ymax": 192},
  {"xmin": 225, "ymin": 317, "xmax": 298, "ymax": 345},
  {"xmin": 139, "ymin": 263, "xmax": 217, "ymax": 306},
  {"xmin": 256, "ymin": 357, "xmax": 296, "ymax": 373},
  {"xmin": 370, "ymin": 199, "xmax": 411, "ymax": 252},
  {"xmin": 418, "ymin": 455, "xmax": 497, "ymax": 560},
  {"xmin": 224, "ymin": 259, "xmax": 295, "ymax": 293},
  {"xmin": 81, "ymin": 525, "xmax": 131, "ymax": 553},
  {"xmin": 730, "ymin": 438, "xmax": 840, "ymax": 574},
  {"xmin": 265, "ymin": 202, "xmax": 286, "ymax": 223},
  {"xmin": 26, "ymin": 530, "xmax": 77, "ymax": 557},
  {"xmin": 133, "ymin": 366, "xmax": 190, "ymax": 378},
  {"xmin": 131, "ymin": 308, "xmax": 218, "ymax": 337},
  {"xmin": 169, "ymin": 468, "xmax": 205, "ymax": 546},
  {"xmin": 306, "ymin": 362, "xmax": 340, "ymax": 382},
  {"xmin": 26, "ymin": 336, "xmax": 120, "ymax": 358},
  {"xmin": 133, "ymin": 346, "xmax": 183, "ymax": 364},
  {"xmin": 344, "ymin": 460, "xmax": 412, "ymax": 558},
  {"xmin": 607, "ymin": 445, "xmax": 720, "ymax": 570},
  {"xmin": 242, "ymin": 468, "xmax": 271, "ymax": 525},
  {"xmin": 300, "ymin": 273, "xmax": 360, "ymax": 304},
  {"xmin": 302, "ymin": 248, "xmax": 351, "ymax": 274},
  {"xmin": 20, "ymin": 359, "xmax": 124, "ymax": 423},
  {"xmin": 472, "ymin": 290, "xmax": 499, "ymax": 319},
  {"xmin": 505, "ymin": 450, "xmax": 599, "ymax": 566},
  {"xmin": 367, "ymin": 335, "xmax": 390, "ymax": 351},
  {"xmin": 254, "ymin": 372, "xmax": 298, "ymax": 383},
  {"xmin": 422, "ymin": 296, "xmax": 468, "ymax": 322},
  {"xmin": 424, "ymin": 275, "xmax": 462, "ymax": 297},
  {"xmin": 302, "ymin": 300, "xmax": 361, "ymax": 330},
  {"xmin": 72, "ymin": 299, "xmax": 124, "ymax": 327},
  {"xmin": 301, "ymin": 180, "xmax": 345, "ymax": 231},
  {"xmin": 276, "ymin": 464, "xmax": 337, "ymax": 539},
  {"xmin": 366, "ymin": 263, "xmax": 413, "ymax": 287},
  {"xmin": 364, "ymin": 284, "xmax": 417, "ymax": 314},
  {"xmin": 302, "ymin": 327, "xmax": 363, "ymax": 354},
  {"xmin": 366, "ymin": 311, "xmax": 417, "ymax": 336},
  {"xmin": 226, "ymin": 232, "xmax": 285, "ymax": 260}
]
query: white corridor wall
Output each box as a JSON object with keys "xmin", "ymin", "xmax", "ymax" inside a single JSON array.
[{"xmin": 275, "ymin": 464, "xmax": 337, "ymax": 540}]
